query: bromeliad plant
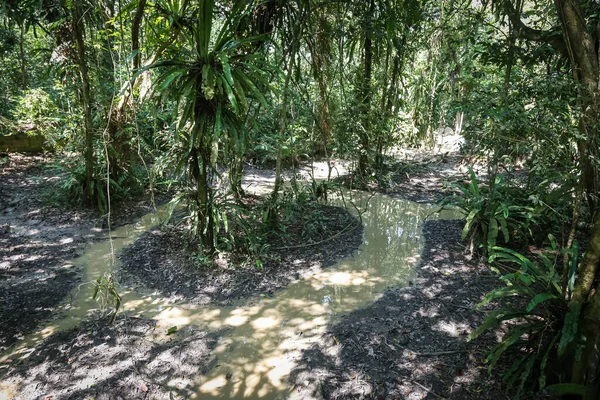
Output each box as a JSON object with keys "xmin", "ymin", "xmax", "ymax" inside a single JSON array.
[{"xmin": 148, "ymin": 0, "xmax": 269, "ymax": 254}]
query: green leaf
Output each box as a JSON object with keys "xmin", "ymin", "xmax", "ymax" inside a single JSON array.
[
  {"xmin": 487, "ymin": 323, "xmax": 543, "ymax": 370},
  {"xmin": 159, "ymin": 70, "xmax": 184, "ymax": 92},
  {"xmin": 538, "ymin": 334, "xmax": 560, "ymax": 389},
  {"xmin": 517, "ymin": 354, "xmax": 536, "ymax": 395},
  {"xmin": 476, "ymin": 286, "xmax": 532, "ymax": 309},
  {"xmin": 219, "ymin": 54, "xmax": 234, "ymax": 86},
  {"xmin": 221, "ymin": 76, "xmax": 239, "ymax": 115},
  {"xmin": 468, "ymin": 167, "xmax": 479, "ymax": 195},
  {"xmin": 468, "ymin": 309, "xmax": 530, "ymax": 341},
  {"xmin": 526, "ymin": 292, "xmax": 558, "ymax": 312},
  {"xmin": 92, "ymin": 276, "xmax": 101, "ymax": 300},
  {"xmin": 488, "ymin": 217, "xmax": 498, "ymax": 248},
  {"xmin": 232, "ymin": 77, "xmax": 248, "ymax": 112},
  {"xmin": 166, "ymin": 326, "xmax": 178, "ymax": 335},
  {"xmin": 499, "ymin": 217, "xmax": 509, "ymax": 243},
  {"xmin": 558, "ymin": 303, "xmax": 581, "ymax": 356},
  {"xmin": 233, "ymin": 69, "xmax": 268, "ymax": 107},
  {"xmin": 462, "ymin": 209, "xmax": 478, "ymax": 239},
  {"xmin": 542, "ymin": 383, "xmax": 585, "ymax": 396}
]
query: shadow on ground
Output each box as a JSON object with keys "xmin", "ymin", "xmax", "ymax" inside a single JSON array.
[
  {"xmin": 289, "ymin": 219, "xmax": 509, "ymax": 399},
  {"xmin": 0, "ymin": 317, "xmax": 228, "ymax": 399}
]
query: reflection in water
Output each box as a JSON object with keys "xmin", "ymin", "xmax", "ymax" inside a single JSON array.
[{"xmin": 0, "ymin": 191, "xmax": 460, "ymax": 399}]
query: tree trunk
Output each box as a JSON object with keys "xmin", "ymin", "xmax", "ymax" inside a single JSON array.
[
  {"xmin": 72, "ymin": 4, "xmax": 95, "ymax": 203},
  {"xmin": 358, "ymin": 0, "xmax": 375, "ymax": 176},
  {"xmin": 191, "ymin": 145, "xmax": 214, "ymax": 254},
  {"xmin": 132, "ymin": 0, "xmax": 147, "ymax": 72},
  {"xmin": 19, "ymin": 24, "xmax": 27, "ymax": 90},
  {"xmin": 554, "ymin": 0, "xmax": 600, "ymax": 215},
  {"xmin": 271, "ymin": 58, "xmax": 292, "ymax": 204}
]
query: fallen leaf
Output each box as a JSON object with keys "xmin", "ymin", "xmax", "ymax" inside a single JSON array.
[
  {"xmin": 140, "ymin": 383, "xmax": 148, "ymax": 392},
  {"xmin": 166, "ymin": 326, "xmax": 177, "ymax": 335}
]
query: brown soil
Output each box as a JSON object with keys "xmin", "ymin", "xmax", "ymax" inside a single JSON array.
[{"xmin": 336, "ymin": 154, "xmax": 468, "ymax": 204}]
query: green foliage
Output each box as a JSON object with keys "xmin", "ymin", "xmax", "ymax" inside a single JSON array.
[
  {"xmin": 92, "ymin": 272, "xmax": 121, "ymax": 324},
  {"xmin": 149, "ymin": 0, "xmax": 271, "ymax": 252},
  {"xmin": 443, "ymin": 167, "xmax": 545, "ymax": 254},
  {"xmin": 468, "ymin": 240, "xmax": 575, "ymax": 398}
]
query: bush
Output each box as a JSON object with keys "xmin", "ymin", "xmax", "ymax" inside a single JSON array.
[{"xmin": 469, "ymin": 238, "xmax": 577, "ymax": 398}]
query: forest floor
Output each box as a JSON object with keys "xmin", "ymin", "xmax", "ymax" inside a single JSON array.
[
  {"xmin": 0, "ymin": 151, "xmax": 525, "ymax": 399},
  {"xmin": 0, "ymin": 154, "xmax": 168, "ymax": 353}
]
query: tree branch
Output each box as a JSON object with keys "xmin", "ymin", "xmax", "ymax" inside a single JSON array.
[{"xmin": 499, "ymin": 0, "xmax": 567, "ymax": 57}]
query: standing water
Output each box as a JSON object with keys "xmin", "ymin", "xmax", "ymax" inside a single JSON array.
[{"xmin": 1, "ymin": 190, "xmax": 459, "ymax": 399}]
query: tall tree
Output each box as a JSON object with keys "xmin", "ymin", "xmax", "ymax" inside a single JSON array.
[
  {"xmin": 152, "ymin": 0, "xmax": 268, "ymax": 253},
  {"xmin": 495, "ymin": 1, "xmax": 600, "ymax": 395},
  {"xmin": 71, "ymin": 1, "xmax": 96, "ymax": 203}
]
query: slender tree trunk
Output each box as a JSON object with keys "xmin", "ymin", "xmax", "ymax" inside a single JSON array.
[
  {"xmin": 132, "ymin": 0, "xmax": 147, "ymax": 72},
  {"xmin": 554, "ymin": 0, "xmax": 600, "ymax": 215},
  {"xmin": 358, "ymin": 0, "xmax": 374, "ymax": 175},
  {"xmin": 19, "ymin": 24, "xmax": 27, "ymax": 90},
  {"xmin": 272, "ymin": 57, "xmax": 293, "ymax": 204},
  {"xmin": 191, "ymin": 145, "xmax": 214, "ymax": 254},
  {"xmin": 72, "ymin": 4, "xmax": 95, "ymax": 203}
]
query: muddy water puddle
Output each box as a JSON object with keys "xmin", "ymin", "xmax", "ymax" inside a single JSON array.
[{"xmin": 1, "ymin": 191, "xmax": 459, "ymax": 399}]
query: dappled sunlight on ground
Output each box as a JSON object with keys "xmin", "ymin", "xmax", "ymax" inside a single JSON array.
[
  {"xmin": 1, "ymin": 189, "xmax": 465, "ymax": 399},
  {"xmin": 288, "ymin": 220, "xmax": 507, "ymax": 399}
]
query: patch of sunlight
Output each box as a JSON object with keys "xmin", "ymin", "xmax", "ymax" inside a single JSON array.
[
  {"xmin": 199, "ymin": 375, "xmax": 228, "ymax": 394},
  {"xmin": 0, "ymin": 382, "xmax": 21, "ymax": 399},
  {"xmin": 251, "ymin": 316, "xmax": 279, "ymax": 330},
  {"xmin": 154, "ymin": 307, "xmax": 192, "ymax": 327},
  {"xmin": 167, "ymin": 378, "xmax": 192, "ymax": 390},
  {"xmin": 433, "ymin": 320, "xmax": 468, "ymax": 337},
  {"xmin": 225, "ymin": 314, "xmax": 248, "ymax": 327}
]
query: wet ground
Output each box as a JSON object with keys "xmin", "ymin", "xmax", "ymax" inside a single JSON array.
[
  {"xmin": 0, "ymin": 152, "xmax": 514, "ymax": 399},
  {"xmin": 0, "ymin": 155, "xmax": 165, "ymax": 353},
  {"xmin": 118, "ymin": 205, "xmax": 363, "ymax": 306},
  {"xmin": 289, "ymin": 220, "xmax": 507, "ymax": 399}
]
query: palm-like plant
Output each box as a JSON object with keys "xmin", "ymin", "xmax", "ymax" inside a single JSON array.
[{"xmin": 150, "ymin": 0, "xmax": 268, "ymax": 253}]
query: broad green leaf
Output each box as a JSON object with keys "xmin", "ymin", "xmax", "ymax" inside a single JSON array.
[
  {"xmin": 526, "ymin": 292, "xmax": 558, "ymax": 312},
  {"xmin": 468, "ymin": 167, "xmax": 479, "ymax": 195},
  {"xmin": 219, "ymin": 54, "xmax": 234, "ymax": 86},
  {"xmin": 488, "ymin": 217, "xmax": 498, "ymax": 248},
  {"xmin": 232, "ymin": 77, "xmax": 248, "ymax": 112},
  {"xmin": 476, "ymin": 286, "xmax": 532, "ymax": 309},
  {"xmin": 221, "ymin": 76, "xmax": 239, "ymax": 114},
  {"xmin": 542, "ymin": 384, "xmax": 585, "ymax": 396},
  {"xmin": 166, "ymin": 326, "xmax": 178, "ymax": 335},
  {"xmin": 462, "ymin": 209, "xmax": 478, "ymax": 239},
  {"xmin": 233, "ymin": 69, "xmax": 268, "ymax": 107},
  {"xmin": 558, "ymin": 303, "xmax": 581, "ymax": 356}
]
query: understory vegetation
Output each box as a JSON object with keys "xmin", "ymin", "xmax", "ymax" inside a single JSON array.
[{"xmin": 3, "ymin": 0, "xmax": 600, "ymax": 398}]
